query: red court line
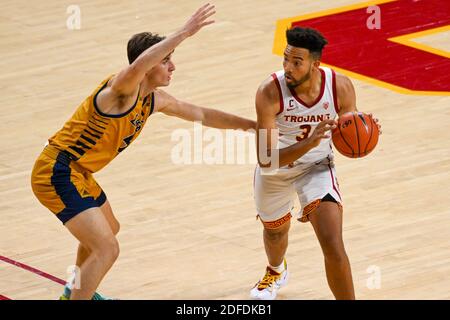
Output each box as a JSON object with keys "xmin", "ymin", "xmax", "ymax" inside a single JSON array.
[
  {"xmin": 0, "ymin": 255, "xmax": 66, "ymax": 285},
  {"xmin": 0, "ymin": 294, "xmax": 11, "ymax": 300}
]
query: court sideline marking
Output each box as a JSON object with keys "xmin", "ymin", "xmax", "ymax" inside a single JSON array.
[{"xmin": 1, "ymin": 254, "xmax": 66, "ymax": 300}]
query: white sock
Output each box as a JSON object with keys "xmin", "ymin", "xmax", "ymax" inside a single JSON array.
[
  {"xmin": 66, "ymin": 267, "xmax": 80, "ymax": 290},
  {"xmin": 269, "ymin": 259, "xmax": 286, "ymax": 273}
]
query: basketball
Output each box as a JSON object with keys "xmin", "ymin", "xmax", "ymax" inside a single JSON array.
[{"xmin": 332, "ymin": 112, "xmax": 379, "ymax": 158}]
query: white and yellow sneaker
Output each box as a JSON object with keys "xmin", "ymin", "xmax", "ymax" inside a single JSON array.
[{"xmin": 250, "ymin": 260, "xmax": 289, "ymax": 300}]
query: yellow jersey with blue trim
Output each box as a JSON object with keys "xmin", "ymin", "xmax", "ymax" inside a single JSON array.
[{"xmin": 47, "ymin": 75, "xmax": 154, "ymax": 173}]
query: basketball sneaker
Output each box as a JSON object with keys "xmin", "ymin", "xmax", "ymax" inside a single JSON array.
[
  {"xmin": 250, "ymin": 259, "xmax": 289, "ymax": 300},
  {"xmin": 59, "ymin": 285, "xmax": 117, "ymax": 300}
]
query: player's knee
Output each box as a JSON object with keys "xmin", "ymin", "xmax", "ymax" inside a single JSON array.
[
  {"xmin": 324, "ymin": 250, "xmax": 347, "ymax": 264},
  {"xmin": 321, "ymin": 239, "xmax": 347, "ymax": 262},
  {"xmin": 107, "ymin": 237, "xmax": 120, "ymax": 261},
  {"xmin": 111, "ymin": 221, "xmax": 120, "ymax": 236},
  {"xmin": 264, "ymin": 226, "xmax": 288, "ymax": 241},
  {"xmin": 93, "ymin": 236, "xmax": 120, "ymax": 262}
]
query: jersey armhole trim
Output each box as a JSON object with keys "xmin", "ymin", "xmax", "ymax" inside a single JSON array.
[
  {"xmin": 271, "ymin": 73, "xmax": 284, "ymax": 115},
  {"xmin": 331, "ymin": 69, "xmax": 339, "ymax": 114},
  {"xmin": 142, "ymin": 92, "xmax": 155, "ymax": 116},
  {"xmin": 93, "ymin": 82, "xmax": 140, "ymax": 119},
  {"xmin": 149, "ymin": 92, "xmax": 155, "ymax": 115}
]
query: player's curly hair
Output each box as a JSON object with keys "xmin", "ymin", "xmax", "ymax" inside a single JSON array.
[
  {"xmin": 286, "ymin": 27, "xmax": 328, "ymax": 60},
  {"xmin": 127, "ymin": 32, "xmax": 166, "ymax": 64}
]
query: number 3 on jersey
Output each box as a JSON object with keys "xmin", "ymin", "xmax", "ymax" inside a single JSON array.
[{"xmin": 296, "ymin": 124, "xmax": 312, "ymax": 142}]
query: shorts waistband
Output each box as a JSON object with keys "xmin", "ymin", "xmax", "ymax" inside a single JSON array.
[{"xmin": 42, "ymin": 145, "xmax": 87, "ymax": 173}]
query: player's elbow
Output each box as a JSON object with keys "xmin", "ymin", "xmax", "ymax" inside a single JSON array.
[{"xmin": 195, "ymin": 107, "xmax": 209, "ymax": 125}]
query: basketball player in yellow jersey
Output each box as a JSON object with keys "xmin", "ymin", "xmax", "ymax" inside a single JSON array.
[{"xmin": 31, "ymin": 4, "xmax": 255, "ymax": 300}]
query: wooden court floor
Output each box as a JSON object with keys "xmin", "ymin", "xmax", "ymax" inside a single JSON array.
[{"xmin": 0, "ymin": 0, "xmax": 449, "ymax": 299}]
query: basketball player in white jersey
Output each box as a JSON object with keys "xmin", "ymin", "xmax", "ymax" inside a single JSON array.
[{"xmin": 250, "ymin": 27, "xmax": 380, "ymax": 300}]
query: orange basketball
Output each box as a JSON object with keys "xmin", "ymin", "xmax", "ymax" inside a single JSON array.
[{"xmin": 332, "ymin": 112, "xmax": 379, "ymax": 158}]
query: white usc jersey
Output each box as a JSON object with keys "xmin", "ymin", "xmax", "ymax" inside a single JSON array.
[{"xmin": 272, "ymin": 66, "xmax": 339, "ymax": 165}]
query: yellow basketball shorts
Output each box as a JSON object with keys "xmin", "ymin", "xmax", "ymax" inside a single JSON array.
[{"xmin": 31, "ymin": 146, "xmax": 107, "ymax": 224}]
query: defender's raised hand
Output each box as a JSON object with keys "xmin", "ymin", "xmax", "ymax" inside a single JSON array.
[{"xmin": 181, "ymin": 3, "xmax": 216, "ymax": 37}]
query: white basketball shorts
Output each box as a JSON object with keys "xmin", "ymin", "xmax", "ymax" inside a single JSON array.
[{"xmin": 253, "ymin": 155, "xmax": 343, "ymax": 228}]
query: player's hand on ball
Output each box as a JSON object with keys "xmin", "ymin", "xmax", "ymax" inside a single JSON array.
[
  {"xmin": 368, "ymin": 113, "xmax": 382, "ymax": 134},
  {"xmin": 307, "ymin": 119, "xmax": 337, "ymax": 148}
]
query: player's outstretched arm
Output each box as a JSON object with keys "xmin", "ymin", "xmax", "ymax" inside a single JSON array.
[
  {"xmin": 111, "ymin": 3, "xmax": 216, "ymax": 97},
  {"xmin": 255, "ymin": 78, "xmax": 336, "ymax": 169},
  {"xmin": 157, "ymin": 90, "xmax": 256, "ymax": 130}
]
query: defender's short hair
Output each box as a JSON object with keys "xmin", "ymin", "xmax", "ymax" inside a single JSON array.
[{"xmin": 127, "ymin": 32, "xmax": 166, "ymax": 64}]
